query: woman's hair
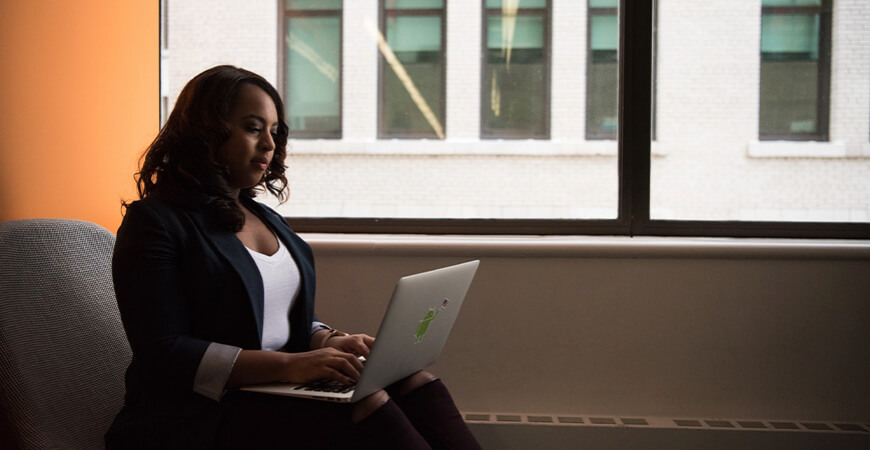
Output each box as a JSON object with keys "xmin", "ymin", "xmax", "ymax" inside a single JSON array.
[{"xmin": 134, "ymin": 65, "xmax": 290, "ymax": 231}]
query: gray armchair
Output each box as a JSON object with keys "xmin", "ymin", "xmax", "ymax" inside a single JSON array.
[{"xmin": 0, "ymin": 219, "xmax": 130, "ymax": 449}]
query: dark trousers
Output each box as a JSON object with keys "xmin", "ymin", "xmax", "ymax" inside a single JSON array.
[{"xmin": 216, "ymin": 379, "xmax": 481, "ymax": 450}]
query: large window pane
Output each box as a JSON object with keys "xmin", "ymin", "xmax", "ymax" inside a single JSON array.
[
  {"xmin": 482, "ymin": 0, "xmax": 549, "ymax": 139},
  {"xmin": 651, "ymin": 0, "xmax": 870, "ymax": 224},
  {"xmin": 284, "ymin": 2, "xmax": 342, "ymax": 138},
  {"xmin": 379, "ymin": 1, "xmax": 445, "ymax": 139},
  {"xmin": 164, "ymin": 1, "xmax": 868, "ymax": 232}
]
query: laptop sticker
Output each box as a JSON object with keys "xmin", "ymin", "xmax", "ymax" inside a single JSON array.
[{"xmin": 414, "ymin": 298, "xmax": 450, "ymax": 344}]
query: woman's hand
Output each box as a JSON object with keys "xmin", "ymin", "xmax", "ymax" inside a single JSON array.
[
  {"xmin": 324, "ymin": 333, "xmax": 375, "ymax": 358},
  {"xmin": 227, "ymin": 346, "xmax": 367, "ymax": 388},
  {"xmin": 283, "ymin": 347, "xmax": 365, "ymax": 386}
]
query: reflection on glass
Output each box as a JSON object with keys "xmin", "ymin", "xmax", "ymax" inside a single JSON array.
[
  {"xmin": 393, "ymin": 0, "xmax": 443, "ymax": 8},
  {"xmin": 586, "ymin": 0, "xmax": 618, "ymax": 139},
  {"xmin": 759, "ymin": 0, "xmax": 825, "ymax": 139},
  {"xmin": 482, "ymin": 0, "xmax": 548, "ymax": 139},
  {"xmin": 286, "ymin": 0, "xmax": 341, "ymax": 9},
  {"xmin": 380, "ymin": 5, "xmax": 445, "ymax": 139},
  {"xmin": 284, "ymin": 2, "xmax": 342, "ymax": 138}
]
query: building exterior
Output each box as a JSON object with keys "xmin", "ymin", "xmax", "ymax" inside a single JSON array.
[{"xmin": 164, "ymin": 0, "xmax": 870, "ymax": 222}]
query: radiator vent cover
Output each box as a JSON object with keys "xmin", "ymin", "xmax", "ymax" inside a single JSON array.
[{"xmin": 463, "ymin": 412, "xmax": 869, "ymax": 435}]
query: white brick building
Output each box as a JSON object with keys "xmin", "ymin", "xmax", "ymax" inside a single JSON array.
[{"xmin": 165, "ymin": 0, "xmax": 870, "ymax": 222}]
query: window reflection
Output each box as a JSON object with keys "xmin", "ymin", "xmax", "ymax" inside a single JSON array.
[
  {"xmin": 759, "ymin": 0, "xmax": 829, "ymax": 140},
  {"xmin": 482, "ymin": 0, "xmax": 549, "ymax": 139},
  {"xmin": 379, "ymin": 0, "xmax": 446, "ymax": 139},
  {"xmin": 284, "ymin": 1, "xmax": 342, "ymax": 138}
]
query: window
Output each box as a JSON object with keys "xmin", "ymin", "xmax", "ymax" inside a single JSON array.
[
  {"xmin": 379, "ymin": 0, "xmax": 446, "ymax": 139},
  {"xmin": 164, "ymin": 1, "xmax": 870, "ymax": 239},
  {"xmin": 586, "ymin": 0, "xmax": 618, "ymax": 140},
  {"xmin": 759, "ymin": 0, "xmax": 831, "ymax": 141},
  {"xmin": 282, "ymin": 0, "xmax": 342, "ymax": 138},
  {"xmin": 481, "ymin": 0, "xmax": 550, "ymax": 139}
]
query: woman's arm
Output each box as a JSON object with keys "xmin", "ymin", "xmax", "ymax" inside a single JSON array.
[{"xmin": 113, "ymin": 201, "xmax": 212, "ymax": 390}]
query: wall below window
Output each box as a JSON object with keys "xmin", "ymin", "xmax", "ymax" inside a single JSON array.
[
  {"xmin": 0, "ymin": 1, "xmax": 157, "ymax": 232},
  {"xmin": 305, "ymin": 234, "xmax": 870, "ymax": 446}
]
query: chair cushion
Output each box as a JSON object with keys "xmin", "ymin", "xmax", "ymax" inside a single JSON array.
[{"xmin": 0, "ymin": 218, "xmax": 131, "ymax": 449}]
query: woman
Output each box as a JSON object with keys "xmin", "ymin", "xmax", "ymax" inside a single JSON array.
[{"xmin": 106, "ymin": 65, "xmax": 481, "ymax": 449}]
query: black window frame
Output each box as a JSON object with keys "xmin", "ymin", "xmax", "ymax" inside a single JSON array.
[
  {"xmin": 377, "ymin": 0, "xmax": 447, "ymax": 140},
  {"xmin": 758, "ymin": 0, "xmax": 832, "ymax": 142},
  {"xmin": 285, "ymin": 0, "xmax": 870, "ymax": 240},
  {"xmin": 279, "ymin": 1, "xmax": 344, "ymax": 140}
]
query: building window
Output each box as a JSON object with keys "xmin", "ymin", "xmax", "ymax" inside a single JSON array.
[
  {"xmin": 759, "ymin": 0, "xmax": 831, "ymax": 141},
  {"xmin": 586, "ymin": 0, "xmax": 618, "ymax": 140},
  {"xmin": 482, "ymin": 0, "xmax": 550, "ymax": 139},
  {"xmin": 379, "ymin": 0, "xmax": 446, "ymax": 139},
  {"xmin": 282, "ymin": 0, "xmax": 342, "ymax": 139}
]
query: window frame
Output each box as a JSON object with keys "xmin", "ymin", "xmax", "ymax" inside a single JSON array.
[
  {"xmin": 284, "ymin": 0, "xmax": 870, "ymax": 240},
  {"xmin": 377, "ymin": 0, "xmax": 447, "ymax": 140},
  {"xmin": 279, "ymin": 1, "xmax": 344, "ymax": 140},
  {"xmin": 758, "ymin": 0, "xmax": 832, "ymax": 142},
  {"xmin": 479, "ymin": 0, "xmax": 552, "ymax": 140}
]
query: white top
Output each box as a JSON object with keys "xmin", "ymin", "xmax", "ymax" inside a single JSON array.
[{"xmin": 245, "ymin": 238, "xmax": 301, "ymax": 351}]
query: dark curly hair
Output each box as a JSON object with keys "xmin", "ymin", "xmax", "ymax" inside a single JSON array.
[{"xmin": 133, "ymin": 65, "xmax": 290, "ymax": 231}]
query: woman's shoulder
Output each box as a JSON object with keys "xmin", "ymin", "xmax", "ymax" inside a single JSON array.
[
  {"xmin": 123, "ymin": 197, "xmax": 183, "ymax": 223},
  {"xmin": 119, "ymin": 196, "xmax": 202, "ymax": 238}
]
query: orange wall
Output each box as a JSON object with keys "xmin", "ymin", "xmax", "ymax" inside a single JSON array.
[{"xmin": 0, "ymin": 1, "xmax": 158, "ymax": 233}]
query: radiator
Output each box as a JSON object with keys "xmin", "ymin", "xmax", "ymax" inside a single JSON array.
[{"xmin": 463, "ymin": 412, "xmax": 870, "ymax": 450}]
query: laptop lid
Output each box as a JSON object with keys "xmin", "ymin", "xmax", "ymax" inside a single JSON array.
[
  {"xmin": 351, "ymin": 259, "xmax": 479, "ymax": 401},
  {"xmin": 240, "ymin": 260, "xmax": 480, "ymax": 403}
]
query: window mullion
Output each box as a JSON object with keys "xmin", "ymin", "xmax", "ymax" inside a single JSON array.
[{"xmin": 618, "ymin": 0, "xmax": 653, "ymax": 235}]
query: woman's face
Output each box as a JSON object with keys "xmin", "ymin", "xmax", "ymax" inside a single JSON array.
[{"xmin": 215, "ymin": 83, "xmax": 279, "ymax": 193}]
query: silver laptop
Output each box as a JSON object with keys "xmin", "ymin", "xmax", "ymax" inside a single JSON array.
[{"xmin": 240, "ymin": 260, "xmax": 480, "ymax": 403}]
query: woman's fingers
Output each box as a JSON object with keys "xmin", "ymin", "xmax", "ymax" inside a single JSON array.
[
  {"xmin": 317, "ymin": 347, "xmax": 364, "ymax": 381},
  {"xmin": 361, "ymin": 334, "xmax": 375, "ymax": 349},
  {"xmin": 286, "ymin": 347, "xmax": 369, "ymax": 384},
  {"xmin": 333, "ymin": 351, "xmax": 363, "ymax": 380},
  {"xmin": 328, "ymin": 334, "xmax": 375, "ymax": 357}
]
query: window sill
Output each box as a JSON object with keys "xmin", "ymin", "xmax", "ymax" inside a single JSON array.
[
  {"xmin": 747, "ymin": 140, "xmax": 870, "ymax": 158},
  {"xmin": 300, "ymin": 233, "xmax": 870, "ymax": 260}
]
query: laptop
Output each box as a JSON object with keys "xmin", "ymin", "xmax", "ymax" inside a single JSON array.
[{"xmin": 241, "ymin": 260, "xmax": 480, "ymax": 403}]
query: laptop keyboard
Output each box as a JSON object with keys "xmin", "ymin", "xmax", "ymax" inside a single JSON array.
[
  {"xmin": 297, "ymin": 356, "xmax": 365, "ymax": 394},
  {"xmin": 300, "ymin": 378, "xmax": 355, "ymax": 394}
]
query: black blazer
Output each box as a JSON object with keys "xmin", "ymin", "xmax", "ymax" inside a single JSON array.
[{"xmin": 106, "ymin": 195, "xmax": 318, "ymax": 449}]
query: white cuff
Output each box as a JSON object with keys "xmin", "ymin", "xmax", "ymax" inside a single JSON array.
[
  {"xmin": 193, "ymin": 342, "xmax": 242, "ymax": 401},
  {"xmin": 311, "ymin": 321, "xmax": 331, "ymax": 336}
]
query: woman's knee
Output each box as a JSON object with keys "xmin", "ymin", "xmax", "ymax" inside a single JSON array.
[
  {"xmin": 351, "ymin": 389, "xmax": 390, "ymax": 423},
  {"xmin": 395, "ymin": 371, "xmax": 438, "ymax": 396},
  {"xmin": 352, "ymin": 371, "xmax": 440, "ymax": 423}
]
